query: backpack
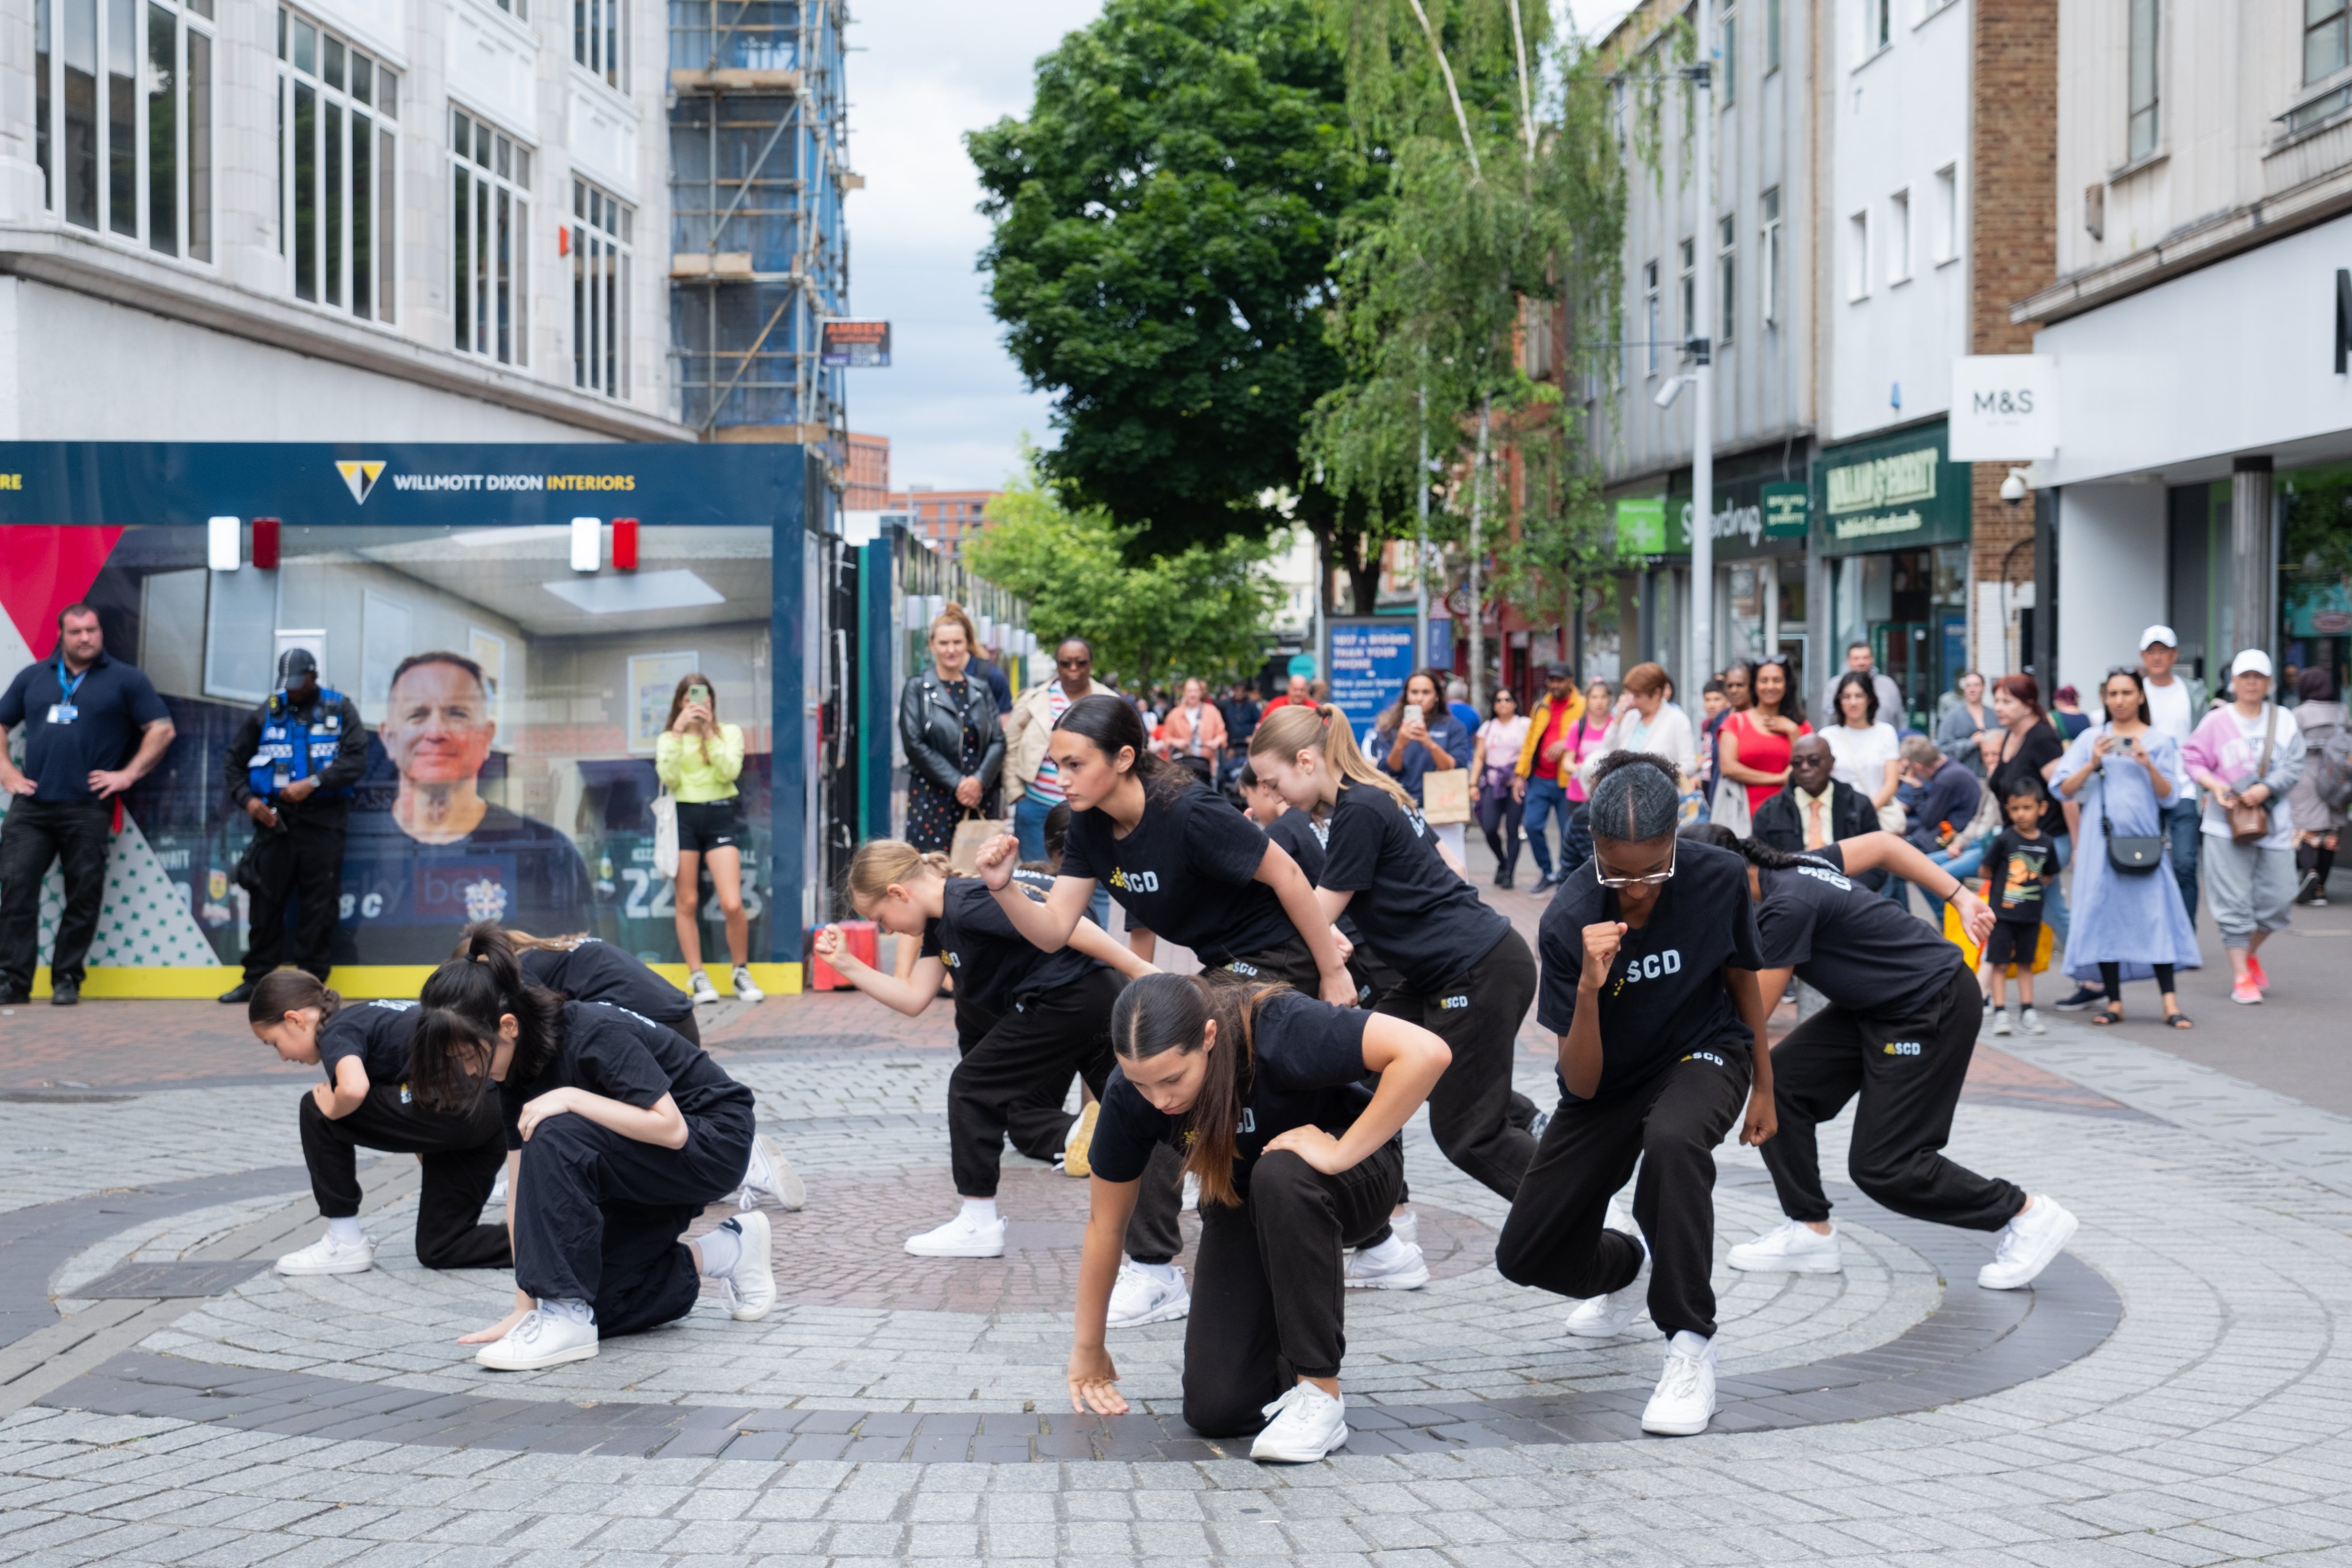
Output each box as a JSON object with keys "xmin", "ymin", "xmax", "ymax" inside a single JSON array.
[{"xmin": 2314, "ymin": 717, "xmax": 2352, "ymax": 814}]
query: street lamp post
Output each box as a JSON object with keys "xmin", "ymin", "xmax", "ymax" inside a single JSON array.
[{"xmin": 1688, "ymin": 0, "xmax": 1716, "ymax": 692}]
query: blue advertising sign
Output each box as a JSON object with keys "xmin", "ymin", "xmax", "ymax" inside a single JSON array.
[{"xmin": 1326, "ymin": 618, "xmax": 1419, "ymax": 722}]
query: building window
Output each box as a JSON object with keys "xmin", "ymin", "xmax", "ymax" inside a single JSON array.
[
  {"xmin": 577, "ymin": 0, "xmax": 626, "ymax": 90},
  {"xmin": 572, "ymin": 180, "xmax": 632, "ymax": 399},
  {"xmin": 1642, "ymin": 260, "xmax": 1661, "ymax": 374},
  {"xmin": 1677, "ymin": 238, "xmax": 1696, "ymax": 343},
  {"xmin": 1765, "ymin": 0, "xmax": 1781, "ymax": 73},
  {"xmin": 1871, "ymin": 0, "xmax": 1890, "ymax": 51},
  {"xmin": 34, "ymin": 0, "xmax": 212, "ymax": 260},
  {"xmin": 1847, "ymin": 210, "xmax": 1870, "ymax": 301},
  {"xmin": 2311, "ymin": 0, "xmax": 2349, "ymax": 84},
  {"xmin": 452, "ymin": 108, "xmax": 530, "ymax": 364},
  {"xmin": 1932, "ymin": 164, "xmax": 1958, "ymax": 262},
  {"xmin": 1716, "ymin": 214, "xmax": 1736, "ymax": 343},
  {"xmin": 277, "ymin": 9, "xmax": 395, "ymax": 318},
  {"xmin": 1759, "ymin": 187, "xmax": 1781, "ymax": 325},
  {"xmin": 1718, "ymin": 2, "xmax": 1735, "ymax": 106},
  {"xmin": 1889, "ymin": 187, "xmax": 1912, "ymax": 282},
  {"xmin": 2127, "ymin": 0, "xmax": 2160, "ymax": 160}
]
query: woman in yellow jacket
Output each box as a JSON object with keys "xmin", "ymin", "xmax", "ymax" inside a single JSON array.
[{"xmin": 658, "ymin": 672, "xmax": 762, "ymax": 1005}]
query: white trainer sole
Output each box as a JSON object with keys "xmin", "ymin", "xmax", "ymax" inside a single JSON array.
[{"xmin": 474, "ymin": 1340, "xmax": 599, "ymax": 1372}]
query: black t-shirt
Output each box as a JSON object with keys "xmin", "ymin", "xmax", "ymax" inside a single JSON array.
[
  {"xmin": 1536, "ymin": 837, "xmax": 1763, "ymax": 1095},
  {"xmin": 316, "ymin": 998, "xmax": 419, "ymax": 1086},
  {"xmin": 521, "ymin": 940, "xmax": 694, "ymax": 1023},
  {"xmin": 1264, "ymin": 808, "xmax": 1365, "ymax": 948},
  {"xmin": 339, "ymin": 804, "xmax": 595, "ymax": 962},
  {"xmin": 922, "ymin": 876, "xmax": 1101, "ymax": 1015},
  {"xmin": 1755, "ymin": 844, "xmax": 1965, "ymax": 1019},
  {"xmin": 1058, "ymin": 781, "xmax": 1294, "ymax": 963},
  {"xmin": 1087, "ymin": 990, "xmax": 1372, "ymax": 1193},
  {"xmin": 0, "ymin": 652, "xmax": 171, "ymax": 803},
  {"xmin": 496, "ymin": 1000, "xmax": 752, "ymax": 1150},
  {"xmin": 1318, "ymin": 783, "xmax": 1509, "ymax": 991},
  {"xmin": 1990, "ymin": 722, "xmax": 2066, "ymax": 834},
  {"xmin": 1982, "ymin": 829, "xmax": 2058, "ymax": 925}
]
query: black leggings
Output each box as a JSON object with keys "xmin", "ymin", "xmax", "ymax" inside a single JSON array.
[
  {"xmin": 1181, "ymin": 1140, "xmax": 1402, "ymax": 1438},
  {"xmin": 1477, "ymin": 790, "xmax": 1523, "ymax": 881},
  {"xmin": 2298, "ymin": 839, "xmax": 2336, "ymax": 887},
  {"xmin": 298, "ymin": 1085, "xmax": 509, "ymax": 1269},
  {"xmin": 949, "ymin": 970, "xmax": 1119, "ymax": 1197},
  {"xmin": 1371, "ymin": 929, "xmax": 1541, "ymax": 1201},
  {"xmin": 2098, "ymin": 961, "xmax": 2176, "ymax": 1002}
]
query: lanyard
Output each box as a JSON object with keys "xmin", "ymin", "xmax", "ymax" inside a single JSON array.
[{"xmin": 54, "ymin": 659, "xmax": 88, "ymax": 707}]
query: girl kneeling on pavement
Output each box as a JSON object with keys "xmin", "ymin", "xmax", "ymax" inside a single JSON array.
[
  {"xmin": 814, "ymin": 839, "xmax": 1152, "ymax": 1259},
  {"xmin": 408, "ymin": 931, "xmax": 778, "ymax": 1371},
  {"xmin": 1066, "ymin": 973, "xmax": 1450, "ymax": 1463},
  {"xmin": 1494, "ymin": 752, "xmax": 1775, "ymax": 1438},
  {"xmin": 253, "ymin": 973, "xmax": 510, "ymax": 1278}
]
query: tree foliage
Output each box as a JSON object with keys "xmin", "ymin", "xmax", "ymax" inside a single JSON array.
[
  {"xmin": 966, "ymin": 459, "xmax": 1287, "ymax": 694},
  {"xmin": 968, "ymin": 0, "xmax": 1379, "ymax": 558}
]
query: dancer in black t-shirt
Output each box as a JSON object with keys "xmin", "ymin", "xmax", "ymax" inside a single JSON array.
[
  {"xmin": 1494, "ymin": 753, "xmax": 1775, "ymax": 1438},
  {"xmin": 407, "ymin": 931, "xmax": 779, "ymax": 1372},
  {"xmin": 1248, "ymin": 704, "xmax": 1542, "ymax": 1231},
  {"xmin": 1067, "ymin": 973, "xmax": 1449, "ymax": 1464},
  {"xmin": 815, "ymin": 839, "xmax": 1150, "ymax": 1259},
  {"xmin": 1236, "ymin": 761, "xmax": 1392, "ymax": 1004},
  {"xmin": 1681, "ymin": 824, "xmax": 2083, "ymax": 1293}
]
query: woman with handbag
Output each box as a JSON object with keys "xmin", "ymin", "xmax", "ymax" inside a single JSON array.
[
  {"xmin": 899, "ymin": 607, "xmax": 1005, "ymax": 855},
  {"xmin": 1712, "ymin": 657, "xmax": 1805, "ymax": 824},
  {"xmin": 656, "ymin": 672, "xmax": 761, "ymax": 1005},
  {"xmin": 1474, "ymin": 688, "xmax": 1531, "ymax": 888},
  {"xmin": 2053, "ymin": 669, "xmax": 2200, "ymax": 1027},
  {"xmin": 2183, "ymin": 651, "xmax": 2307, "ymax": 1006},
  {"xmin": 1374, "ymin": 669, "xmax": 1473, "ymax": 866}
]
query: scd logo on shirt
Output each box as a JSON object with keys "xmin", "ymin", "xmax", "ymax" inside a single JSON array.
[
  {"xmin": 1883, "ymin": 1040, "xmax": 1922, "ymax": 1056},
  {"xmin": 1622, "ymin": 950, "xmax": 1684, "ymax": 982},
  {"xmin": 1109, "ymin": 868, "xmax": 1160, "ymax": 893}
]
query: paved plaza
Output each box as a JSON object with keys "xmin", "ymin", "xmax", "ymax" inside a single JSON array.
[{"xmin": 1, "ymin": 879, "xmax": 2351, "ymax": 1563}]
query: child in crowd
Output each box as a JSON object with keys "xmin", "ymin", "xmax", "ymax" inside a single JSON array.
[{"xmin": 1979, "ymin": 780, "xmax": 2058, "ymax": 1036}]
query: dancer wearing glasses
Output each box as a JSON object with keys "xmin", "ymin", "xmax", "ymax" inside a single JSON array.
[{"xmin": 1494, "ymin": 752, "xmax": 1774, "ymax": 1437}]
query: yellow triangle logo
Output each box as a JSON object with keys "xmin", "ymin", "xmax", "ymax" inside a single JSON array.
[{"xmin": 336, "ymin": 460, "xmax": 386, "ymax": 504}]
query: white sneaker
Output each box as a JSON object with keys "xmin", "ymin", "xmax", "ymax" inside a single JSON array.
[
  {"xmin": 1640, "ymin": 1331, "xmax": 1717, "ymax": 1436},
  {"xmin": 714, "ymin": 1211, "xmax": 776, "ymax": 1321},
  {"xmin": 2021, "ymin": 1006, "xmax": 2047, "ymax": 1036},
  {"xmin": 689, "ymin": 969, "xmax": 721, "ymax": 1006},
  {"xmin": 1249, "ymin": 1380, "xmax": 1349, "ymax": 1463},
  {"xmin": 1106, "ymin": 1260, "xmax": 1190, "ymax": 1327},
  {"xmin": 274, "ymin": 1233, "xmax": 376, "ymax": 1277},
  {"xmin": 732, "ymin": 965, "xmax": 765, "ymax": 1003},
  {"xmin": 904, "ymin": 1209, "xmax": 1006, "ymax": 1259},
  {"xmin": 1388, "ymin": 1209, "xmax": 1419, "ymax": 1250},
  {"xmin": 1344, "ymin": 1235, "xmax": 1430, "ymax": 1291},
  {"xmin": 1565, "ymin": 1208, "xmax": 1648, "ymax": 1338},
  {"xmin": 1727, "ymin": 1218, "xmax": 1842, "ymax": 1275},
  {"xmin": 488, "ymin": 1170, "xmax": 508, "ymax": 1207},
  {"xmin": 474, "ymin": 1309, "xmax": 599, "ymax": 1371},
  {"xmin": 1978, "ymin": 1195, "xmax": 2079, "ymax": 1290},
  {"xmin": 736, "ymin": 1133, "xmax": 806, "ymax": 1211},
  {"xmin": 1992, "ymin": 1009, "xmax": 2013, "ymax": 1036}
]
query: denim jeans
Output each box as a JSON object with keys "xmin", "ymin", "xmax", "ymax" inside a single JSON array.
[
  {"xmin": 1521, "ymin": 777, "xmax": 1570, "ymax": 881},
  {"xmin": 2163, "ymin": 796, "xmax": 2202, "ymax": 924},
  {"xmin": 1012, "ymin": 792, "xmax": 1055, "ymax": 862}
]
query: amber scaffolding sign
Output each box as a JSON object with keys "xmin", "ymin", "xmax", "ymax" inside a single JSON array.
[{"xmin": 819, "ymin": 320, "xmax": 892, "ymax": 367}]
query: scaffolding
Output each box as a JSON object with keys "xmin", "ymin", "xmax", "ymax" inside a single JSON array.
[{"xmin": 667, "ymin": 0, "xmax": 850, "ymax": 452}]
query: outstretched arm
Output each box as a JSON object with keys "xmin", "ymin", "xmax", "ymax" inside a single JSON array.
[
  {"xmin": 1828, "ymin": 831, "xmax": 1995, "ymax": 945},
  {"xmin": 813, "ymin": 926, "xmax": 947, "ymax": 1016}
]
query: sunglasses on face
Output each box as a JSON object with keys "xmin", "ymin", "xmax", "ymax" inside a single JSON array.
[
  {"xmin": 1593, "ymin": 838, "xmax": 1677, "ymax": 888},
  {"xmin": 1057, "ymin": 656, "xmax": 1090, "ymax": 669}
]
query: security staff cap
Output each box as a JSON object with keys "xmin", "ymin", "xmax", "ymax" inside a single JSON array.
[{"xmin": 277, "ymin": 646, "xmax": 320, "ymax": 684}]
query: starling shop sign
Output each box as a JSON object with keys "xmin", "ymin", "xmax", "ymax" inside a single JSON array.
[
  {"xmin": 1815, "ymin": 421, "xmax": 1970, "ymax": 556},
  {"xmin": 1618, "ymin": 466, "xmax": 1811, "ymax": 559}
]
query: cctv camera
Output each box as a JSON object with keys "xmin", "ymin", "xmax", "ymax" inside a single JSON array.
[
  {"xmin": 1654, "ymin": 376, "xmax": 1687, "ymax": 411},
  {"xmin": 1999, "ymin": 469, "xmax": 2029, "ymax": 506}
]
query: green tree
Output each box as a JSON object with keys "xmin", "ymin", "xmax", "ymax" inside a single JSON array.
[
  {"xmin": 967, "ymin": 0, "xmax": 1378, "ymax": 560},
  {"xmin": 967, "ymin": 460, "xmax": 1286, "ymax": 694}
]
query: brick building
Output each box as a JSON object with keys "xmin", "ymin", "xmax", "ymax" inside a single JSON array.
[
  {"xmin": 889, "ymin": 487, "xmax": 1000, "ymax": 561},
  {"xmin": 844, "ymin": 433, "xmax": 891, "ymax": 510}
]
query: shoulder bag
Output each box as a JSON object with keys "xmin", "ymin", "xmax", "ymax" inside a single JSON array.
[
  {"xmin": 2226, "ymin": 706, "xmax": 2278, "ymax": 845},
  {"xmin": 2098, "ymin": 740, "xmax": 2165, "ymax": 873}
]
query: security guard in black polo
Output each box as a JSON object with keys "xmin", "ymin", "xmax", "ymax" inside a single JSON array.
[{"xmin": 219, "ymin": 649, "xmax": 368, "ymax": 1004}]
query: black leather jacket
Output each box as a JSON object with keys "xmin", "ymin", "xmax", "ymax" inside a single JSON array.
[{"xmin": 899, "ymin": 667, "xmax": 1004, "ymax": 793}]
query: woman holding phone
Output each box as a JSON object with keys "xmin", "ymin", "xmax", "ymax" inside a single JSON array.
[{"xmin": 659, "ymin": 671, "xmax": 761, "ymax": 1005}]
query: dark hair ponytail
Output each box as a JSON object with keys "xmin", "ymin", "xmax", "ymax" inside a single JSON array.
[
  {"xmin": 409, "ymin": 925, "xmax": 564, "ymax": 1112},
  {"xmin": 247, "ymin": 969, "xmax": 340, "ymax": 1027},
  {"xmin": 1054, "ymin": 693, "xmax": 1189, "ymax": 802},
  {"xmin": 1109, "ymin": 973, "xmax": 1281, "ymax": 1209},
  {"xmin": 1678, "ymin": 819, "xmax": 1827, "ymax": 872}
]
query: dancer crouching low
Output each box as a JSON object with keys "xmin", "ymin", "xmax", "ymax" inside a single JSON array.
[
  {"xmin": 408, "ymin": 930, "xmax": 778, "ymax": 1371},
  {"xmin": 1067, "ymin": 973, "xmax": 1449, "ymax": 1463}
]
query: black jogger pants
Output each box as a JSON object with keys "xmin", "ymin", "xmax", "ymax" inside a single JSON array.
[
  {"xmin": 297, "ymin": 1084, "xmax": 510, "ymax": 1269},
  {"xmin": 949, "ymin": 970, "xmax": 1120, "ymax": 1197},
  {"xmin": 1372, "ymin": 928, "xmax": 1541, "ymax": 1201},
  {"xmin": 1760, "ymin": 967, "xmax": 2026, "ymax": 1233}
]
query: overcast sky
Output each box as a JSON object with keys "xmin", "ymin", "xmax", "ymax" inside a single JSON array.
[{"xmin": 839, "ymin": 1, "xmax": 1639, "ymax": 494}]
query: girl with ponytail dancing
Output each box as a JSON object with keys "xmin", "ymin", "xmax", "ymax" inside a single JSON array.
[
  {"xmin": 408, "ymin": 930, "xmax": 777, "ymax": 1371},
  {"xmin": 1067, "ymin": 973, "xmax": 1449, "ymax": 1462}
]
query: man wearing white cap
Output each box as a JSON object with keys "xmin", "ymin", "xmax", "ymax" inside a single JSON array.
[
  {"xmin": 2138, "ymin": 626, "xmax": 2210, "ymax": 923},
  {"xmin": 2182, "ymin": 649, "xmax": 2304, "ymax": 1006}
]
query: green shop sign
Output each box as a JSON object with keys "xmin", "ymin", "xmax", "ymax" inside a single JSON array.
[
  {"xmin": 1616, "ymin": 497, "xmax": 1668, "ymax": 553},
  {"xmin": 1813, "ymin": 420, "xmax": 1971, "ymax": 555},
  {"xmin": 1616, "ymin": 464, "xmax": 1812, "ymax": 560}
]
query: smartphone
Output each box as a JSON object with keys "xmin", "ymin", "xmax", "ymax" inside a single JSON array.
[
  {"xmin": 689, "ymin": 684, "xmax": 711, "ymax": 706},
  {"xmin": 1405, "ymin": 703, "xmax": 1424, "ymax": 726},
  {"xmin": 2116, "ymin": 735, "xmax": 2136, "ymax": 753}
]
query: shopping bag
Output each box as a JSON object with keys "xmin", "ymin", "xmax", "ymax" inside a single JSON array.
[
  {"xmin": 950, "ymin": 811, "xmax": 1008, "ymax": 874},
  {"xmin": 651, "ymin": 792, "xmax": 679, "ymax": 880},
  {"xmin": 1421, "ymin": 768, "xmax": 1472, "ymax": 825},
  {"xmin": 1709, "ymin": 773, "xmax": 1753, "ymax": 835}
]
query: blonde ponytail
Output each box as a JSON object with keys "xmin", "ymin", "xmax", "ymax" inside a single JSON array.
[
  {"xmin": 1248, "ymin": 703, "xmax": 1416, "ymax": 812},
  {"xmin": 845, "ymin": 839, "xmax": 953, "ymax": 912}
]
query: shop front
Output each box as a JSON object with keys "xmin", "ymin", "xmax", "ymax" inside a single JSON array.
[
  {"xmin": 0, "ymin": 442, "xmax": 814, "ymax": 997},
  {"xmin": 1813, "ymin": 420, "xmax": 1972, "ymax": 731},
  {"xmin": 1611, "ymin": 444, "xmax": 1812, "ymax": 695}
]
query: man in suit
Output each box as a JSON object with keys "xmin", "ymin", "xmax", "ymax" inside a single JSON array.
[{"xmin": 1751, "ymin": 735, "xmax": 1886, "ymax": 891}]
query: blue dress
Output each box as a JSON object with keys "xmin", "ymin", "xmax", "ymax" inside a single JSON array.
[{"xmin": 2055, "ymin": 725, "xmax": 2200, "ymax": 984}]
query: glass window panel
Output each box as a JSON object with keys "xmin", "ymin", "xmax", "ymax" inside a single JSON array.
[
  {"xmin": 323, "ymin": 35, "xmax": 342, "ymax": 88},
  {"xmin": 350, "ymin": 53, "xmax": 370, "ymax": 105},
  {"xmin": 145, "ymin": 3, "xmax": 176, "ymax": 254},
  {"xmin": 187, "ymin": 27, "xmax": 208, "ymax": 260},
  {"xmin": 37, "ymin": 0, "xmax": 53, "ymax": 210},
  {"xmin": 515, "ymin": 148, "xmax": 528, "ymax": 187},
  {"xmin": 474, "ymin": 174, "xmax": 489, "ymax": 353},
  {"xmin": 513, "ymin": 201, "xmax": 528, "ymax": 360},
  {"xmin": 106, "ymin": 0, "xmax": 136, "ymax": 235},
  {"xmin": 185, "ymin": 0, "xmax": 207, "ymax": 16},
  {"xmin": 474, "ymin": 119, "xmax": 489, "ymax": 164},
  {"xmin": 376, "ymin": 66, "xmax": 395, "ymax": 115},
  {"xmin": 64, "ymin": 0, "xmax": 96, "ymax": 228},
  {"xmin": 378, "ymin": 126, "xmax": 396, "ymax": 320},
  {"xmin": 495, "ymin": 134, "xmax": 509, "ymax": 179},
  {"xmin": 496, "ymin": 186, "xmax": 512, "ymax": 362},
  {"xmin": 292, "ymin": 79, "xmax": 315, "ymax": 299},
  {"xmin": 572, "ymin": 177, "xmax": 583, "ymax": 218},
  {"xmin": 275, "ymin": 75, "xmax": 285, "ymax": 254},
  {"xmin": 452, "ymin": 162, "xmax": 471, "ymax": 348},
  {"xmin": 276, "ymin": 6, "xmax": 285, "ymax": 59},
  {"xmin": 323, "ymin": 99, "xmax": 343, "ymax": 305},
  {"xmin": 452, "ymin": 107, "xmax": 469, "ymax": 149},
  {"xmin": 350, "ymin": 110, "xmax": 372, "ymax": 318},
  {"xmin": 293, "ymin": 17, "xmax": 314, "ymax": 73}
]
